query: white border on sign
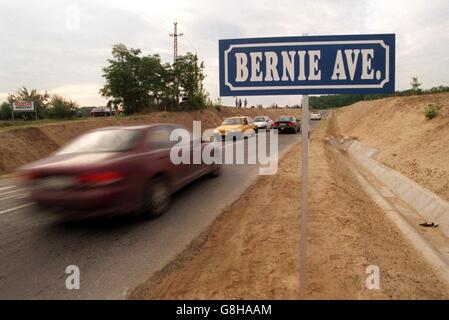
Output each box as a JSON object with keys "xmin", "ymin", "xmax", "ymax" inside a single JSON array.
[{"xmin": 224, "ymin": 40, "xmax": 390, "ymax": 90}]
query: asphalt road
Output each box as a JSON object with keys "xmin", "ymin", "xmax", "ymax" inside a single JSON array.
[{"xmin": 0, "ymin": 118, "xmax": 323, "ymax": 299}]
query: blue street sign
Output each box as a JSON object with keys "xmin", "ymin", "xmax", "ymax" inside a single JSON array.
[{"xmin": 219, "ymin": 34, "xmax": 395, "ymax": 96}]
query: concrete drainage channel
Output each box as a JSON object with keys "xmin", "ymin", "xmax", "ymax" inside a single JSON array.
[{"xmin": 328, "ymin": 138, "xmax": 449, "ymax": 285}]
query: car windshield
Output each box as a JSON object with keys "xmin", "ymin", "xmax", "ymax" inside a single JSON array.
[
  {"xmin": 253, "ymin": 117, "xmax": 266, "ymax": 122},
  {"xmin": 279, "ymin": 116, "xmax": 295, "ymax": 122},
  {"xmin": 222, "ymin": 118, "xmax": 243, "ymax": 125},
  {"xmin": 57, "ymin": 129, "xmax": 142, "ymax": 154}
]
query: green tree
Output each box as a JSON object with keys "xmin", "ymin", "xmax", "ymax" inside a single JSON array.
[
  {"xmin": 8, "ymin": 87, "xmax": 50, "ymax": 119},
  {"xmin": 46, "ymin": 95, "xmax": 78, "ymax": 119},
  {"xmin": 410, "ymin": 76, "xmax": 422, "ymax": 93},
  {"xmin": 173, "ymin": 53, "xmax": 207, "ymax": 109},
  {"xmin": 140, "ymin": 55, "xmax": 170, "ymax": 105},
  {"xmin": 100, "ymin": 43, "xmax": 167, "ymax": 114},
  {"xmin": 101, "ymin": 44, "xmax": 208, "ymax": 113},
  {"xmin": 158, "ymin": 63, "xmax": 177, "ymax": 109}
]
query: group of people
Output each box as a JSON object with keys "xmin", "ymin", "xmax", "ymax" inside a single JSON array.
[{"xmin": 235, "ymin": 97, "xmax": 248, "ymax": 108}]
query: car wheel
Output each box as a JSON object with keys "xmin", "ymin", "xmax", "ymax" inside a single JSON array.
[
  {"xmin": 209, "ymin": 164, "xmax": 222, "ymax": 178},
  {"xmin": 142, "ymin": 177, "xmax": 171, "ymax": 218}
]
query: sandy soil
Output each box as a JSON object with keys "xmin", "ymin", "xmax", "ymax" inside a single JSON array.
[
  {"xmin": 130, "ymin": 115, "xmax": 449, "ymax": 299},
  {"xmin": 334, "ymin": 92, "xmax": 449, "ymax": 202},
  {"xmin": 0, "ymin": 107, "xmax": 301, "ymax": 175}
]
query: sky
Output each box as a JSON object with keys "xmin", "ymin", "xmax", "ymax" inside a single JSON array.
[{"xmin": 0, "ymin": 0, "xmax": 448, "ymax": 107}]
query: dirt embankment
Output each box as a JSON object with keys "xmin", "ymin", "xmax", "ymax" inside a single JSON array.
[
  {"xmin": 131, "ymin": 114, "xmax": 449, "ymax": 299},
  {"xmin": 334, "ymin": 92, "xmax": 449, "ymax": 201},
  {"xmin": 0, "ymin": 107, "xmax": 301, "ymax": 176}
]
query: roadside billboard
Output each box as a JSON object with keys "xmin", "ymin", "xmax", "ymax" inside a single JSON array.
[{"xmin": 13, "ymin": 101, "xmax": 35, "ymax": 112}]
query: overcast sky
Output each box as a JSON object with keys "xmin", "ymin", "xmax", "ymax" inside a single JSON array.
[{"xmin": 0, "ymin": 0, "xmax": 448, "ymax": 106}]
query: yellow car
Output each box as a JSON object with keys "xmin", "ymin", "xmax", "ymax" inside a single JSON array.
[{"xmin": 214, "ymin": 116, "xmax": 257, "ymax": 140}]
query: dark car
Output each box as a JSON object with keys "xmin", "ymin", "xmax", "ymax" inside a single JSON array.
[
  {"xmin": 273, "ymin": 116, "xmax": 301, "ymax": 133},
  {"xmin": 19, "ymin": 124, "xmax": 221, "ymax": 220},
  {"xmin": 90, "ymin": 107, "xmax": 113, "ymax": 117}
]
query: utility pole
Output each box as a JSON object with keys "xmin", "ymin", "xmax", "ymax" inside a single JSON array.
[
  {"xmin": 169, "ymin": 22, "xmax": 183, "ymax": 64},
  {"xmin": 169, "ymin": 22, "xmax": 183, "ymax": 108}
]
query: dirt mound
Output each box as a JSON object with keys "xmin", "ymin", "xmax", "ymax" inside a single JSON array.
[
  {"xmin": 131, "ymin": 115, "xmax": 449, "ymax": 299},
  {"xmin": 0, "ymin": 107, "xmax": 301, "ymax": 176},
  {"xmin": 334, "ymin": 92, "xmax": 449, "ymax": 201}
]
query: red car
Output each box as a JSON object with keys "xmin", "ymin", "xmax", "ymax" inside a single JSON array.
[
  {"xmin": 273, "ymin": 115, "xmax": 301, "ymax": 133},
  {"xmin": 19, "ymin": 124, "xmax": 221, "ymax": 220},
  {"xmin": 90, "ymin": 107, "xmax": 113, "ymax": 117}
]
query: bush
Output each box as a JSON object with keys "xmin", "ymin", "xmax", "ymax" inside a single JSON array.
[
  {"xmin": 0, "ymin": 102, "xmax": 12, "ymax": 120},
  {"xmin": 45, "ymin": 95, "xmax": 78, "ymax": 119},
  {"xmin": 424, "ymin": 104, "xmax": 441, "ymax": 120}
]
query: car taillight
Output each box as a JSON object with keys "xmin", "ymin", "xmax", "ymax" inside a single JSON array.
[
  {"xmin": 287, "ymin": 122, "xmax": 295, "ymax": 126},
  {"xmin": 273, "ymin": 122, "xmax": 279, "ymax": 126},
  {"xmin": 21, "ymin": 171, "xmax": 41, "ymax": 181},
  {"xmin": 77, "ymin": 171, "xmax": 124, "ymax": 187}
]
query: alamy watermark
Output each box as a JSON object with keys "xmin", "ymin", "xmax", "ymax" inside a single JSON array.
[
  {"xmin": 169, "ymin": 121, "xmax": 279, "ymax": 175},
  {"xmin": 65, "ymin": 265, "xmax": 80, "ymax": 290},
  {"xmin": 365, "ymin": 265, "xmax": 380, "ymax": 290},
  {"xmin": 65, "ymin": 6, "xmax": 81, "ymax": 31}
]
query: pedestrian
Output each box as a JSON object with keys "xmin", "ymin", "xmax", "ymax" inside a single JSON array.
[
  {"xmin": 235, "ymin": 98, "xmax": 239, "ymax": 108},
  {"xmin": 244, "ymin": 98, "xmax": 247, "ymax": 108},
  {"xmin": 238, "ymin": 98, "xmax": 242, "ymax": 108}
]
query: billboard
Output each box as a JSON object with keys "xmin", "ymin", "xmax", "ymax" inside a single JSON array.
[{"xmin": 13, "ymin": 101, "xmax": 35, "ymax": 112}]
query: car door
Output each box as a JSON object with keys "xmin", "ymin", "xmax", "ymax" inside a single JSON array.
[
  {"xmin": 247, "ymin": 117, "xmax": 256, "ymax": 132},
  {"xmin": 266, "ymin": 117, "xmax": 273, "ymax": 128},
  {"xmin": 243, "ymin": 117, "xmax": 251, "ymax": 132},
  {"xmin": 171, "ymin": 124, "xmax": 208, "ymax": 184},
  {"xmin": 146, "ymin": 125, "xmax": 191, "ymax": 190}
]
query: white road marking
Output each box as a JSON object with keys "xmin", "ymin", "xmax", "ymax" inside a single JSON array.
[
  {"xmin": 0, "ymin": 188, "xmax": 26, "ymax": 196},
  {"xmin": 0, "ymin": 193, "xmax": 28, "ymax": 201},
  {"xmin": 0, "ymin": 202, "xmax": 35, "ymax": 216},
  {"xmin": 0, "ymin": 186, "xmax": 16, "ymax": 192}
]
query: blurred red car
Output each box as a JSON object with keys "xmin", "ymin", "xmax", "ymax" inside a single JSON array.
[{"xmin": 19, "ymin": 124, "xmax": 221, "ymax": 220}]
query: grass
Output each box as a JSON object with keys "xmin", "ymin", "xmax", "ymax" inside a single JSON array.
[
  {"xmin": 424, "ymin": 103, "xmax": 441, "ymax": 120},
  {"xmin": 0, "ymin": 116, "xmax": 120, "ymax": 131},
  {"xmin": 0, "ymin": 118, "xmax": 67, "ymax": 129},
  {"xmin": 0, "ymin": 109, "xmax": 213, "ymax": 131}
]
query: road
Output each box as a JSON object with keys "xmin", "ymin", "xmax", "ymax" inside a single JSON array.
[{"xmin": 0, "ymin": 118, "xmax": 322, "ymax": 299}]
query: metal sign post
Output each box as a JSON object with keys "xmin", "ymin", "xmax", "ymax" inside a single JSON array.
[{"xmin": 299, "ymin": 94, "xmax": 309, "ymax": 298}]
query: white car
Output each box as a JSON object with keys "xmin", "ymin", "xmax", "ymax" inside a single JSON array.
[
  {"xmin": 253, "ymin": 116, "xmax": 273, "ymax": 130},
  {"xmin": 310, "ymin": 112, "xmax": 322, "ymax": 120}
]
